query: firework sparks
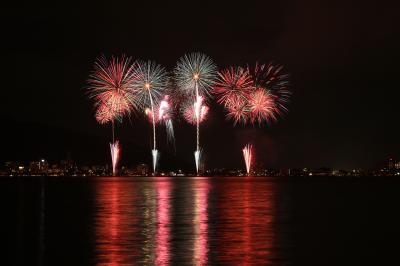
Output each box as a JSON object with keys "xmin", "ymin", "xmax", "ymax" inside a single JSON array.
[
  {"xmin": 182, "ymin": 96, "xmax": 209, "ymax": 125},
  {"xmin": 95, "ymin": 104, "xmax": 114, "ymax": 125},
  {"xmin": 152, "ymin": 149, "xmax": 159, "ymax": 173},
  {"xmin": 144, "ymin": 95, "xmax": 176, "ymax": 149},
  {"xmin": 87, "ymin": 55, "xmax": 138, "ymax": 117},
  {"xmin": 213, "ymin": 67, "xmax": 254, "ymax": 108},
  {"xmin": 242, "ymin": 144, "xmax": 253, "ymax": 175},
  {"xmin": 194, "ymin": 149, "xmax": 202, "ymax": 174},
  {"xmin": 110, "ymin": 141, "xmax": 120, "ymax": 176},
  {"xmin": 175, "ymin": 53, "xmax": 217, "ymax": 173},
  {"xmin": 248, "ymin": 89, "xmax": 277, "ymax": 125},
  {"xmin": 174, "ymin": 53, "xmax": 217, "ymax": 97},
  {"xmin": 131, "ymin": 60, "xmax": 168, "ymax": 173},
  {"xmin": 158, "ymin": 95, "xmax": 175, "ymax": 147},
  {"xmin": 247, "ymin": 62, "xmax": 291, "ymax": 116},
  {"xmin": 213, "ymin": 66, "xmax": 254, "ymax": 125},
  {"xmin": 225, "ymin": 101, "xmax": 249, "ymax": 125},
  {"xmin": 213, "ymin": 63, "xmax": 290, "ymax": 125},
  {"xmin": 87, "ymin": 55, "xmax": 138, "ymax": 176},
  {"xmin": 212, "ymin": 63, "xmax": 290, "ymax": 175}
]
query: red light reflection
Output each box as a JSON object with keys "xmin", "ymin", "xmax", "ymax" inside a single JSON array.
[
  {"xmin": 214, "ymin": 179, "xmax": 275, "ymax": 264},
  {"xmin": 156, "ymin": 180, "xmax": 172, "ymax": 265},
  {"xmin": 193, "ymin": 178, "xmax": 209, "ymax": 265}
]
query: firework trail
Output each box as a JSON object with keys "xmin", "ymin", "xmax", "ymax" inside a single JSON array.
[
  {"xmin": 194, "ymin": 149, "xmax": 202, "ymax": 174},
  {"xmin": 242, "ymin": 144, "xmax": 253, "ymax": 175},
  {"xmin": 158, "ymin": 95, "xmax": 176, "ymax": 149},
  {"xmin": 174, "ymin": 53, "xmax": 217, "ymax": 173},
  {"xmin": 110, "ymin": 141, "xmax": 120, "ymax": 176},
  {"xmin": 146, "ymin": 95, "xmax": 176, "ymax": 150},
  {"xmin": 87, "ymin": 55, "xmax": 137, "ymax": 176},
  {"xmin": 131, "ymin": 60, "xmax": 168, "ymax": 173}
]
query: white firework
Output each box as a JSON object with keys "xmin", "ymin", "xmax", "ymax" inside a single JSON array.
[
  {"xmin": 131, "ymin": 60, "xmax": 168, "ymax": 173},
  {"xmin": 174, "ymin": 52, "xmax": 217, "ymax": 98}
]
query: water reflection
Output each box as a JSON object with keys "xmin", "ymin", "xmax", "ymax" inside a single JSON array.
[
  {"xmin": 94, "ymin": 178, "xmax": 140, "ymax": 265},
  {"xmin": 211, "ymin": 179, "xmax": 276, "ymax": 264},
  {"xmin": 94, "ymin": 177, "xmax": 277, "ymax": 265},
  {"xmin": 193, "ymin": 178, "xmax": 209, "ymax": 265},
  {"xmin": 155, "ymin": 180, "xmax": 171, "ymax": 265}
]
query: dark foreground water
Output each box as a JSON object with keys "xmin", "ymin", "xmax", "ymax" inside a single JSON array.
[{"xmin": 3, "ymin": 176, "xmax": 400, "ymax": 265}]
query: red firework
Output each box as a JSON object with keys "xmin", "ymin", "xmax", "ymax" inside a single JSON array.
[
  {"xmin": 143, "ymin": 95, "xmax": 174, "ymax": 123},
  {"xmin": 213, "ymin": 63, "xmax": 290, "ymax": 126},
  {"xmin": 225, "ymin": 100, "xmax": 250, "ymax": 125},
  {"xmin": 247, "ymin": 62, "xmax": 290, "ymax": 114},
  {"xmin": 95, "ymin": 104, "xmax": 114, "ymax": 124},
  {"xmin": 213, "ymin": 67, "xmax": 254, "ymax": 108},
  {"xmin": 248, "ymin": 89, "xmax": 277, "ymax": 125},
  {"xmin": 87, "ymin": 55, "xmax": 138, "ymax": 123}
]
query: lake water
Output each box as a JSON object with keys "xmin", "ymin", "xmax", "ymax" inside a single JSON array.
[{"xmin": 5, "ymin": 176, "xmax": 400, "ymax": 265}]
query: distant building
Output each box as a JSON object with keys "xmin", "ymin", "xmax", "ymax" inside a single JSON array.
[
  {"xmin": 310, "ymin": 167, "xmax": 332, "ymax": 176},
  {"xmin": 389, "ymin": 158, "xmax": 394, "ymax": 171},
  {"xmin": 135, "ymin": 164, "xmax": 149, "ymax": 176},
  {"xmin": 29, "ymin": 159, "xmax": 49, "ymax": 175}
]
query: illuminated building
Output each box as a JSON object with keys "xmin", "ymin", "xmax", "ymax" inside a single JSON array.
[
  {"xmin": 388, "ymin": 158, "xmax": 394, "ymax": 171},
  {"xmin": 29, "ymin": 159, "xmax": 49, "ymax": 175}
]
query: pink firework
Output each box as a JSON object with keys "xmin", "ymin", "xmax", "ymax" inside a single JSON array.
[
  {"xmin": 248, "ymin": 89, "xmax": 277, "ymax": 125},
  {"xmin": 95, "ymin": 104, "xmax": 114, "ymax": 124},
  {"xmin": 182, "ymin": 96, "xmax": 209, "ymax": 125},
  {"xmin": 247, "ymin": 62, "xmax": 290, "ymax": 115},
  {"xmin": 225, "ymin": 100, "xmax": 250, "ymax": 125},
  {"xmin": 87, "ymin": 55, "xmax": 138, "ymax": 121},
  {"xmin": 158, "ymin": 95, "xmax": 173, "ymax": 122},
  {"xmin": 213, "ymin": 66, "xmax": 254, "ymax": 109},
  {"xmin": 143, "ymin": 95, "xmax": 173, "ymax": 124},
  {"xmin": 144, "ymin": 107, "xmax": 155, "ymax": 123},
  {"xmin": 242, "ymin": 144, "xmax": 253, "ymax": 175},
  {"xmin": 110, "ymin": 141, "xmax": 120, "ymax": 176}
]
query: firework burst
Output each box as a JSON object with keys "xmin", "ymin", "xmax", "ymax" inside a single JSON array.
[
  {"xmin": 131, "ymin": 60, "xmax": 168, "ymax": 173},
  {"xmin": 158, "ymin": 95, "xmax": 175, "ymax": 147},
  {"xmin": 247, "ymin": 62, "xmax": 290, "ymax": 115},
  {"xmin": 213, "ymin": 62, "xmax": 290, "ymax": 174},
  {"xmin": 174, "ymin": 53, "xmax": 217, "ymax": 173},
  {"xmin": 213, "ymin": 66, "xmax": 254, "ymax": 125},
  {"xmin": 95, "ymin": 104, "xmax": 114, "ymax": 125},
  {"xmin": 174, "ymin": 53, "xmax": 217, "ymax": 97},
  {"xmin": 181, "ymin": 96, "xmax": 209, "ymax": 125},
  {"xmin": 87, "ymin": 55, "xmax": 138, "ymax": 176},
  {"xmin": 87, "ymin": 55, "xmax": 138, "ymax": 116},
  {"xmin": 248, "ymin": 89, "xmax": 277, "ymax": 125},
  {"xmin": 213, "ymin": 66, "xmax": 254, "ymax": 108},
  {"xmin": 144, "ymin": 95, "xmax": 176, "ymax": 149}
]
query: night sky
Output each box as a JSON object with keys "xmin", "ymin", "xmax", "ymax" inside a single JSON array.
[{"xmin": 3, "ymin": 0, "xmax": 399, "ymax": 170}]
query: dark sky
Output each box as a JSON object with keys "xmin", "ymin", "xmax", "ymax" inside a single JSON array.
[{"xmin": 3, "ymin": 0, "xmax": 399, "ymax": 170}]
